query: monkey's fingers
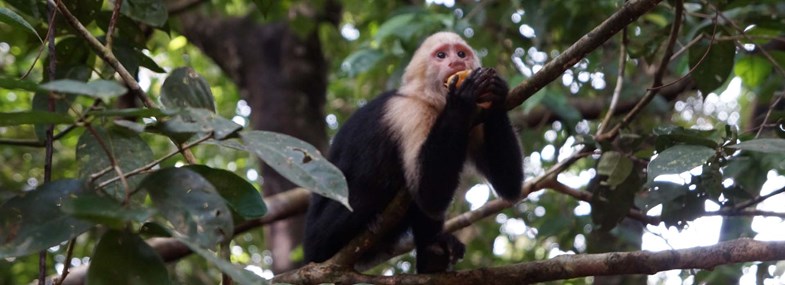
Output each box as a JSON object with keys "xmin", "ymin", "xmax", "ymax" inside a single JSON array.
[
  {"xmin": 447, "ymin": 74, "xmax": 461, "ymax": 94},
  {"xmin": 455, "ymin": 68, "xmax": 487, "ymax": 100},
  {"xmin": 489, "ymin": 77, "xmax": 509, "ymax": 98}
]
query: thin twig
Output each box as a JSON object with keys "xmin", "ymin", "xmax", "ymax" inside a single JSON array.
[
  {"xmin": 220, "ymin": 239, "xmax": 233, "ymax": 285},
  {"xmin": 734, "ymin": 186, "xmax": 785, "ymax": 211},
  {"xmin": 599, "ymin": 0, "xmax": 686, "ymax": 141},
  {"xmin": 597, "ymin": 25, "xmax": 628, "ymax": 135},
  {"xmin": 707, "ymin": 3, "xmax": 785, "ymax": 138},
  {"xmin": 49, "ymin": 0, "xmax": 156, "ymax": 108},
  {"xmin": 39, "ymin": 1, "xmax": 59, "ymax": 282},
  {"xmin": 707, "ymin": 210, "xmax": 785, "ymax": 219},
  {"xmin": 505, "ymin": 0, "xmax": 665, "ymax": 110},
  {"xmin": 95, "ymin": 134, "xmax": 213, "ymax": 190},
  {"xmin": 53, "ymin": 238, "xmax": 76, "ymax": 285},
  {"xmin": 105, "ymin": 0, "xmax": 123, "ymax": 51},
  {"xmin": 84, "ymin": 124, "xmax": 132, "ymax": 204},
  {"xmin": 648, "ymin": 14, "xmax": 719, "ymax": 92},
  {"xmin": 668, "ymin": 33, "xmax": 704, "ymax": 61}
]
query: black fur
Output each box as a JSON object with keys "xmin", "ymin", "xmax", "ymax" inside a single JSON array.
[{"xmin": 303, "ymin": 68, "xmax": 523, "ymax": 273}]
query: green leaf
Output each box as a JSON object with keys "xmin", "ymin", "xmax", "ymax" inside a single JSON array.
[
  {"xmin": 45, "ymin": 38, "xmax": 94, "ymax": 81},
  {"xmin": 61, "ymin": 194, "xmax": 154, "ymax": 229},
  {"xmin": 137, "ymin": 50, "xmax": 166, "ymax": 73},
  {"xmin": 723, "ymin": 153, "xmax": 772, "ymax": 198},
  {"xmin": 647, "ymin": 145, "xmax": 716, "ymax": 184},
  {"xmin": 0, "ymin": 76, "xmax": 38, "ymax": 91},
  {"xmin": 40, "ymin": 79, "xmax": 128, "ymax": 101},
  {"xmin": 342, "ymin": 49, "xmax": 384, "ymax": 77},
  {"xmin": 90, "ymin": 107, "xmax": 174, "ymax": 118},
  {"xmin": 689, "ymin": 38, "xmax": 735, "ymax": 94},
  {"xmin": 87, "ymin": 230, "xmax": 171, "ymax": 285},
  {"xmin": 653, "ymin": 125, "xmax": 718, "ymax": 151},
  {"xmin": 727, "ymin": 138, "xmax": 785, "ymax": 153},
  {"xmin": 169, "ymin": 232, "xmax": 267, "ymax": 285},
  {"xmin": 62, "ymin": 0, "xmax": 101, "ymax": 27},
  {"xmin": 138, "ymin": 222, "xmax": 171, "ymax": 238},
  {"xmin": 734, "ymin": 55, "xmax": 772, "ymax": 87},
  {"xmin": 0, "ymin": 7, "xmax": 42, "ymax": 43},
  {"xmin": 119, "ymin": 0, "xmax": 168, "ymax": 27},
  {"xmin": 699, "ymin": 164, "xmax": 723, "ymax": 201},
  {"xmin": 238, "ymin": 131, "xmax": 351, "ymax": 210},
  {"xmin": 597, "ymin": 151, "xmax": 633, "ymax": 188},
  {"xmin": 0, "ymin": 179, "xmax": 93, "ymax": 258},
  {"xmin": 32, "ymin": 90, "xmax": 77, "ymax": 141},
  {"xmin": 112, "ymin": 43, "xmax": 141, "ymax": 76},
  {"xmin": 160, "ymin": 67, "xmax": 216, "ymax": 112},
  {"xmin": 661, "ymin": 191, "xmax": 706, "ymax": 230},
  {"xmin": 590, "ymin": 162, "xmax": 642, "ymax": 230},
  {"xmin": 635, "ymin": 182, "xmax": 688, "ymax": 212},
  {"xmin": 77, "ymin": 127, "xmax": 154, "ymax": 201},
  {"xmin": 375, "ymin": 13, "xmax": 417, "ymax": 41},
  {"xmin": 184, "ymin": 165, "xmax": 267, "ymax": 219},
  {"xmin": 138, "ymin": 167, "xmax": 233, "ymax": 248},
  {"xmin": 147, "ymin": 108, "xmax": 242, "ymax": 142},
  {"xmin": 0, "ymin": 111, "xmax": 74, "ymax": 126}
]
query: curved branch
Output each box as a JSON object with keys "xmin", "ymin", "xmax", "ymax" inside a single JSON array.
[
  {"xmin": 275, "ymin": 238, "xmax": 785, "ymax": 285},
  {"xmin": 505, "ymin": 0, "xmax": 665, "ymax": 110}
]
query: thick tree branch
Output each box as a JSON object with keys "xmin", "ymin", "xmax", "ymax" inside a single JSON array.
[
  {"xmin": 505, "ymin": 0, "xmax": 664, "ymax": 110},
  {"xmin": 275, "ymin": 238, "xmax": 785, "ymax": 284}
]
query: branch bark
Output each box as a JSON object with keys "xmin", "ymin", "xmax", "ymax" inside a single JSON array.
[
  {"xmin": 504, "ymin": 0, "xmax": 665, "ymax": 110},
  {"xmin": 275, "ymin": 238, "xmax": 785, "ymax": 285}
]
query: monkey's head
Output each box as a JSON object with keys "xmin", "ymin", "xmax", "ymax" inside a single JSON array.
[{"xmin": 400, "ymin": 32, "xmax": 481, "ymax": 106}]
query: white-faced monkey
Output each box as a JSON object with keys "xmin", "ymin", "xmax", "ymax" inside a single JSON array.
[{"xmin": 304, "ymin": 32, "xmax": 523, "ymax": 273}]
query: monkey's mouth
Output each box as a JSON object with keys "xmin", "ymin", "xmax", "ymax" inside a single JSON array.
[{"xmin": 442, "ymin": 70, "xmax": 472, "ymax": 89}]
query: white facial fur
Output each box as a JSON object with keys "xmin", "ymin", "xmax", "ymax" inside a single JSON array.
[
  {"xmin": 385, "ymin": 32, "xmax": 482, "ymax": 195},
  {"xmin": 399, "ymin": 32, "xmax": 482, "ymax": 108}
]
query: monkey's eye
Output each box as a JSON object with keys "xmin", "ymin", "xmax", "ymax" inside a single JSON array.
[
  {"xmin": 436, "ymin": 51, "xmax": 446, "ymax": 59},
  {"xmin": 457, "ymin": 51, "xmax": 466, "ymax": 58}
]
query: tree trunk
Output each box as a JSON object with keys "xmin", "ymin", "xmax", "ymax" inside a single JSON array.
[{"xmin": 176, "ymin": 15, "xmax": 328, "ymax": 273}]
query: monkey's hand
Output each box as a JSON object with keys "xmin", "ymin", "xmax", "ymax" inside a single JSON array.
[
  {"xmin": 479, "ymin": 69, "xmax": 509, "ymax": 111},
  {"xmin": 447, "ymin": 67, "xmax": 494, "ymax": 111}
]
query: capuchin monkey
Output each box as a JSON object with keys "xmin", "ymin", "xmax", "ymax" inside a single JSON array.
[{"xmin": 304, "ymin": 32, "xmax": 523, "ymax": 273}]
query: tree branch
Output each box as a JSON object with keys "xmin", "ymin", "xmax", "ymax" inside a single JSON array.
[
  {"xmin": 505, "ymin": 0, "xmax": 664, "ymax": 110},
  {"xmin": 49, "ymin": 0, "xmax": 156, "ymax": 108},
  {"xmin": 275, "ymin": 238, "xmax": 785, "ymax": 284}
]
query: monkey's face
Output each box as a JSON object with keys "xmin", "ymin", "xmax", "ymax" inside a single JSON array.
[
  {"xmin": 427, "ymin": 43, "xmax": 477, "ymax": 92},
  {"xmin": 400, "ymin": 32, "xmax": 482, "ymax": 103}
]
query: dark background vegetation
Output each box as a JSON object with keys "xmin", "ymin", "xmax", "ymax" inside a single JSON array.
[{"xmin": 1, "ymin": 0, "xmax": 785, "ymax": 284}]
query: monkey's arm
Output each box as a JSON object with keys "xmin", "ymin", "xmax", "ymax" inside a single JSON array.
[
  {"xmin": 475, "ymin": 74, "xmax": 524, "ymax": 201},
  {"xmin": 415, "ymin": 68, "xmax": 491, "ymax": 219}
]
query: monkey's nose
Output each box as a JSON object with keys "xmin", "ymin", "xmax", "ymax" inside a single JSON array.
[{"xmin": 449, "ymin": 61, "xmax": 466, "ymax": 70}]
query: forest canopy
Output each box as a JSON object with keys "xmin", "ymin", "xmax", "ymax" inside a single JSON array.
[{"xmin": 1, "ymin": 0, "xmax": 785, "ymax": 284}]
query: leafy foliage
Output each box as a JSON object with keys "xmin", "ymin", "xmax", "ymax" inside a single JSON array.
[
  {"xmin": 86, "ymin": 230, "xmax": 171, "ymax": 285},
  {"xmin": 1, "ymin": 0, "xmax": 785, "ymax": 284},
  {"xmin": 0, "ymin": 6, "xmax": 347, "ymax": 278},
  {"xmin": 0, "ymin": 179, "xmax": 93, "ymax": 258}
]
